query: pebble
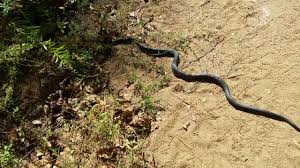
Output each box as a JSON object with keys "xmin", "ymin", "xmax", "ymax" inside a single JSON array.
[{"xmin": 32, "ymin": 120, "xmax": 42, "ymax": 125}]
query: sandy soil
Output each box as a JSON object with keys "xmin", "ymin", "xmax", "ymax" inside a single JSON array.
[{"xmin": 124, "ymin": 0, "xmax": 300, "ymax": 167}]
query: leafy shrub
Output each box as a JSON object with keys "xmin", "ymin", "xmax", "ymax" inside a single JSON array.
[
  {"xmin": 0, "ymin": 143, "xmax": 20, "ymax": 167},
  {"xmin": 0, "ymin": 0, "xmax": 102, "ymax": 160},
  {"xmin": 0, "ymin": 0, "xmax": 97, "ymax": 114}
]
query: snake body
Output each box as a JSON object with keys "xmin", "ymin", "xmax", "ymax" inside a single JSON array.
[{"xmin": 112, "ymin": 38, "xmax": 300, "ymax": 132}]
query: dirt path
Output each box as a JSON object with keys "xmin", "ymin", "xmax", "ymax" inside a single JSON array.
[{"xmin": 126, "ymin": 0, "xmax": 300, "ymax": 167}]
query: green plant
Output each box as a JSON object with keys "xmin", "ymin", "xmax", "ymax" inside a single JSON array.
[
  {"xmin": 157, "ymin": 75, "xmax": 170, "ymax": 89},
  {"xmin": 78, "ymin": 49, "xmax": 93, "ymax": 62},
  {"xmin": 129, "ymin": 73, "xmax": 168, "ymax": 97},
  {"xmin": 118, "ymin": 141, "xmax": 147, "ymax": 168},
  {"xmin": 0, "ymin": 0, "xmax": 124, "ymax": 166},
  {"xmin": 126, "ymin": 72, "xmax": 138, "ymax": 84},
  {"xmin": 0, "ymin": 44, "xmax": 34, "ymax": 64},
  {"xmin": 68, "ymin": 20, "xmax": 81, "ymax": 35},
  {"xmin": 128, "ymin": 146, "xmax": 135, "ymax": 167},
  {"xmin": 134, "ymin": 80, "xmax": 145, "ymax": 94},
  {"xmin": 42, "ymin": 40, "xmax": 99, "ymax": 74},
  {"xmin": 132, "ymin": 57, "xmax": 151, "ymax": 69},
  {"xmin": 42, "ymin": 40, "xmax": 74, "ymax": 69},
  {"xmin": 50, "ymin": 147, "xmax": 61, "ymax": 158},
  {"xmin": 0, "ymin": 85, "xmax": 14, "ymax": 111},
  {"xmin": 96, "ymin": 112, "xmax": 119, "ymax": 144},
  {"xmin": 0, "ymin": 143, "xmax": 20, "ymax": 167},
  {"xmin": 0, "ymin": 66, "xmax": 17, "ymax": 114},
  {"xmin": 75, "ymin": 0, "xmax": 91, "ymax": 9},
  {"xmin": 12, "ymin": 25, "xmax": 41, "ymax": 44},
  {"xmin": 155, "ymin": 64, "xmax": 165, "ymax": 75},
  {"xmin": 143, "ymin": 96, "xmax": 154, "ymax": 113},
  {"xmin": 0, "ymin": 0, "xmax": 15, "ymax": 15},
  {"xmin": 60, "ymin": 161, "xmax": 73, "ymax": 168},
  {"xmin": 89, "ymin": 105, "xmax": 120, "ymax": 146}
]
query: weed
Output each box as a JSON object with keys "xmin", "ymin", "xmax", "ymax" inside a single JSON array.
[
  {"xmin": 75, "ymin": 0, "xmax": 91, "ymax": 9},
  {"xmin": 155, "ymin": 64, "xmax": 165, "ymax": 75},
  {"xmin": 143, "ymin": 84, "xmax": 157, "ymax": 96},
  {"xmin": 42, "ymin": 40, "xmax": 74, "ymax": 69},
  {"xmin": 60, "ymin": 162, "xmax": 73, "ymax": 168},
  {"xmin": 0, "ymin": 66, "xmax": 17, "ymax": 115},
  {"xmin": 89, "ymin": 105, "xmax": 120, "ymax": 146},
  {"xmin": 12, "ymin": 25, "xmax": 41, "ymax": 44},
  {"xmin": 132, "ymin": 57, "xmax": 151, "ymax": 70},
  {"xmin": 128, "ymin": 146, "xmax": 135, "ymax": 167},
  {"xmin": 96, "ymin": 112, "xmax": 119, "ymax": 145},
  {"xmin": 50, "ymin": 147, "xmax": 61, "ymax": 158},
  {"xmin": 39, "ymin": 128, "xmax": 54, "ymax": 151},
  {"xmin": 0, "ymin": 143, "xmax": 20, "ymax": 167},
  {"xmin": 95, "ymin": 43, "xmax": 112, "ymax": 55},
  {"xmin": 0, "ymin": 85, "xmax": 14, "ymax": 112},
  {"xmin": 126, "ymin": 72, "xmax": 152, "ymax": 96},
  {"xmin": 126, "ymin": 72, "xmax": 138, "ymax": 84},
  {"xmin": 0, "ymin": 44, "xmax": 34, "ymax": 64},
  {"xmin": 118, "ymin": 141, "xmax": 147, "ymax": 168},
  {"xmin": 78, "ymin": 49, "xmax": 93, "ymax": 62},
  {"xmin": 157, "ymin": 75, "xmax": 170, "ymax": 89},
  {"xmin": 0, "ymin": 0, "xmax": 15, "ymax": 15},
  {"xmin": 1, "ymin": 0, "xmax": 164, "ymax": 167},
  {"xmin": 68, "ymin": 20, "xmax": 82, "ymax": 35},
  {"xmin": 127, "ymin": 71, "xmax": 169, "ymax": 97},
  {"xmin": 143, "ymin": 96, "xmax": 154, "ymax": 113},
  {"xmin": 134, "ymin": 80, "xmax": 145, "ymax": 94}
]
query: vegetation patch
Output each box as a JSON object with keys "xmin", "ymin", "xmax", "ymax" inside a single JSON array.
[
  {"xmin": 1, "ymin": 0, "xmax": 165, "ymax": 167},
  {"xmin": 0, "ymin": 143, "xmax": 20, "ymax": 168}
]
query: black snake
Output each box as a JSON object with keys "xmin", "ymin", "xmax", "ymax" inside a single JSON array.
[{"xmin": 112, "ymin": 37, "xmax": 300, "ymax": 132}]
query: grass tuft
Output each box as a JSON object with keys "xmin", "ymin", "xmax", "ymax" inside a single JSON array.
[{"xmin": 0, "ymin": 143, "xmax": 20, "ymax": 168}]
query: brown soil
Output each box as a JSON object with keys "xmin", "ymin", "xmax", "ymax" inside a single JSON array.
[{"xmin": 123, "ymin": 0, "xmax": 300, "ymax": 167}]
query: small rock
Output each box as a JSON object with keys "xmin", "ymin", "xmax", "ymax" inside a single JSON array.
[
  {"xmin": 129, "ymin": 11, "xmax": 137, "ymax": 18},
  {"xmin": 45, "ymin": 164, "xmax": 52, "ymax": 168},
  {"xmin": 122, "ymin": 93, "xmax": 132, "ymax": 102},
  {"xmin": 43, "ymin": 104, "xmax": 50, "ymax": 113},
  {"xmin": 157, "ymin": 116, "xmax": 162, "ymax": 121},
  {"xmin": 84, "ymin": 85, "xmax": 94, "ymax": 93},
  {"xmin": 36, "ymin": 150, "xmax": 44, "ymax": 157},
  {"xmin": 89, "ymin": 5, "xmax": 94, "ymax": 10},
  {"xmin": 144, "ymin": 24, "xmax": 155, "ymax": 31},
  {"xmin": 183, "ymin": 121, "xmax": 190, "ymax": 131},
  {"xmin": 151, "ymin": 122, "xmax": 159, "ymax": 131},
  {"xmin": 192, "ymin": 115, "xmax": 197, "ymax": 122},
  {"xmin": 32, "ymin": 120, "xmax": 42, "ymax": 125}
]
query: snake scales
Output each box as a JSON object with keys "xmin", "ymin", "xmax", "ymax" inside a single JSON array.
[{"xmin": 112, "ymin": 37, "xmax": 300, "ymax": 132}]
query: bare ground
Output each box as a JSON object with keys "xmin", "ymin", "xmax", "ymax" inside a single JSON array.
[{"xmin": 119, "ymin": 0, "xmax": 300, "ymax": 167}]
